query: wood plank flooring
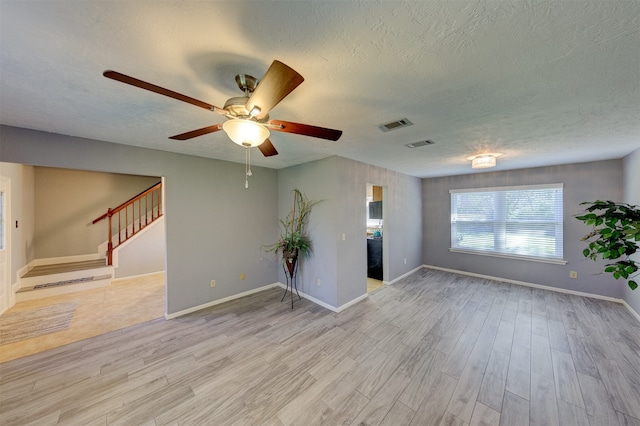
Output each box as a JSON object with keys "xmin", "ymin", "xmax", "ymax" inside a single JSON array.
[{"xmin": 1, "ymin": 269, "xmax": 640, "ymax": 425}]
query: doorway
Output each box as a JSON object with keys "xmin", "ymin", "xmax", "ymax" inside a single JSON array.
[
  {"xmin": 366, "ymin": 184, "xmax": 384, "ymax": 293},
  {"xmin": 0, "ymin": 166, "xmax": 167, "ymax": 361}
]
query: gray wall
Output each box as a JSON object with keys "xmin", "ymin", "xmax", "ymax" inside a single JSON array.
[
  {"xmin": 113, "ymin": 217, "xmax": 166, "ymax": 278},
  {"xmin": 277, "ymin": 157, "xmax": 340, "ymax": 307},
  {"xmin": 33, "ymin": 166, "xmax": 160, "ymax": 258},
  {"xmin": 277, "ymin": 156, "xmax": 423, "ymax": 308},
  {"xmin": 422, "ymin": 160, "xmax": 623, "ymax": 299},
  {"xmin": 0, "ymin": 125, "xmax": 279, "ymax": 315},
  {"xmin": 0, "ymin": 162, "xmax": 35, "ymax": 290},
  {"xmin": 336, "ymin": 157, "xmax": 423, "ymax": 306},
  {"xmin": 623, "ymin": 148, "xmax": 640, "ymax": 313}
]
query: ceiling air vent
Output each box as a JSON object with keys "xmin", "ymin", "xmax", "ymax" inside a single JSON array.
[
  {"xmin": 405, "ymin": 140, "xmax": 434, "ymax": 148},
  {"xmin": 378, "ymin": 118, "xmax": 413, "ymax": 132}
]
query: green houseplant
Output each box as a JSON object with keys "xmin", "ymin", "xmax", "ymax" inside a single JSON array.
[
  {"xmin": 265, "ymin": 189, "xmax": 322, "ymax": 307},
  {"xmin": 576, "ymin": 200, "xmax": 640, "ymax": 290}
]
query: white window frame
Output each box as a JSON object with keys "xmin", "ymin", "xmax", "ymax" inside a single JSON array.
[{"xmin": 449, "ymin": 183, "xmax": 567, "ymax": 265}]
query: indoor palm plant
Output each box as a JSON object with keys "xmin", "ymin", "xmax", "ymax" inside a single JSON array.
[
  {"xmin": 265, "ymin": 189, "xmax": 322, "ymax": 306},
  {"xmin": 576, "ymin": 200, "xmax": 640, "ymax": 290}
]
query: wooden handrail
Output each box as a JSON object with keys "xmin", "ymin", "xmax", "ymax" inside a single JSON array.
[
  {"xmin": 92, "ymin": 182, "xmax": 162, "ymax": 224},
  {"xmin": 92, "ymin": 181, "xmax": 163, "ymax": 265}
]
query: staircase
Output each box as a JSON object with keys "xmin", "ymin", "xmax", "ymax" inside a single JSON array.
[
  {"xmin": 92, "ymin": 181, "xmax": 162, "ymax": 265},
  {"xmin": 17, "ymin": 259, "xmax": 113, "ymax": 302},
  {"xmin": 15, "ymin": 181, "xmax": 163, "ymax": 302}
]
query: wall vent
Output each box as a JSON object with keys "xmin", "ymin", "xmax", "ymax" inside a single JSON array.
[
  {"xmin": 405, "ymin": 140, "xmax": 434, "ymax": 148},
  {"xmin": 378, "ymin": 118, "xmax": 413, "ymax": 132}
]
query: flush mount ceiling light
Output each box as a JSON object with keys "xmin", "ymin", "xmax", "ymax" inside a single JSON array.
[
  {"xmin": 222, "ymin": 119, "xmax": 270, "ymax": 147},
  {"xmin": 467, "ymin": 153, "xmax": 503, "ymax": 169}
]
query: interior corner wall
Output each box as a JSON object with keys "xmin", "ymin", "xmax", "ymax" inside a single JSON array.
[
  {"xmin": 277, "ymin": 156, "xmax": 423, "ymax": 310},
  {"xmin": 422, "ymin": 159, "xmax": 623, "ymax": 299},
  {"xmin": 0, "ymin": 162, "xmax": 35, "ymax": 290},
  {"xmin": 0, "ymin": 125, "xmax": 279, "ymax": 316},
  {"xmin": 623, "ymin": 148, "xmax": 640, "ymax": 314},
  {"xmin": 33, "ymin": 166, "xmax": 160, "ymax": 259},
  {"xmin": 277, "ymin": 157, "xmax": 340, "ymax": 308}
]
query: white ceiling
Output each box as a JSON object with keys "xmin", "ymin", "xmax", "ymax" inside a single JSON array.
[{"xmin": 1, "ymin": 1, "xmax": 639, "ymax": 178}]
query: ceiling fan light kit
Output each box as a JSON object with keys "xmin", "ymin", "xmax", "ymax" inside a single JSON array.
[
  {"xmin": 222, "ymin": 119, "xmax": 270, "ymax": 147},
  {"xmin": 103, "ymin": 59, "xmax": 342, "ymax": 188}
]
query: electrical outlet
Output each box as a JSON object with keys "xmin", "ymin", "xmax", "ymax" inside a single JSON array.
[
  {"xmin": 240, "ymin": 273, "xmax": 245, "ymax": 281},
  {"xmin": 342, "ymin": 233, "xmax": 346, "ymax": 241},
  {"xmin": 404, "ymin": 258, "xmax": 407, "ymax": 265},
  {"xmin": 210, "ymin": 279, "xmax": 216, "ymax": 288},
  {"xmin": 317, "ymin": 279, "xmax": 321, "ymax": 287},
  {"xmin": 569, "ymin": 271, "xmax": 578, "ymax": 279}
]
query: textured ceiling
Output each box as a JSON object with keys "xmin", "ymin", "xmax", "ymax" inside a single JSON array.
[{"xmin": 1, "ymin": 1, "xmax": 638, "ymax": 178}]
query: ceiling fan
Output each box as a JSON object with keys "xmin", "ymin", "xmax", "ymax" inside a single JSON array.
[{"xmin": 103, "ymin": 60, "xmax": 342, "ymax": 157}]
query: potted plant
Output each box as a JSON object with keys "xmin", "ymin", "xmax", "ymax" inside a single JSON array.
[
  {"xmin": 265, "ymin": 189, "xmax": 322, "ymax": 307},
  {"xmin": 576, "ymin": 200, "xmax": 640, "ymax": 290}
]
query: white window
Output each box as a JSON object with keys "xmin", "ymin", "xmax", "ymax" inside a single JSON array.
[{"xmin": 450, "ymin": 184, "xmax": 565, "ymax": 263}]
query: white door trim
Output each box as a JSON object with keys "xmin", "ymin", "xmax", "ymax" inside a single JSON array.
[{"xmin": 0, "ymin": 175, "xmax": 12, "ymax": 314}]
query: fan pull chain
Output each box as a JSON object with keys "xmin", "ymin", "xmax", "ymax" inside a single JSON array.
[{"xmin": 244, "ymin": 147, "xmax": 253, "ymax": 189}]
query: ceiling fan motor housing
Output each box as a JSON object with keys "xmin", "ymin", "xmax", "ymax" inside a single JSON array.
[
  {"xmin": 223, "ymin": 96, "xmax": 250, "ymax": 117},
  {"xmin": 235, "ymin": 74, "xmax": 259, "ymax": 94},
  {"xmin": 223, "ymin": 96, "xmax": 270, "ymax": 122}
]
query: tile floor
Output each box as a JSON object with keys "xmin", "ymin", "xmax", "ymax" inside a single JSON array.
[
  {"xmin": 0, "ymin": 272, "xmax": 165, "ymax": 363},
  {"xmin": 367, "ymin": 277, "xmax": 384, "ymax": 293}
]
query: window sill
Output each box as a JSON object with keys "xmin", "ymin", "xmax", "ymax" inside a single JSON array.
[{"xmin": 449, "ymin": 248, "xmax": 568, "ymax": 265}]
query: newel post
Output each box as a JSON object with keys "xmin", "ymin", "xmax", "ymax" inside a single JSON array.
[{"xmin": 107, "ymin": 208, "xmax": 113, "ymax": 266}]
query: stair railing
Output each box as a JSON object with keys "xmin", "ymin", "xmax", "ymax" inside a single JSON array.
[{"xmin": 92, "ymin": 182, "xmax": 162, "ymax": 265}]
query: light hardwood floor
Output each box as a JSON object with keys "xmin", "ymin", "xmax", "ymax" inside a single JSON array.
[{"xmin": 2, "ymin": 269, "xmax": 640, "ymax": 425}]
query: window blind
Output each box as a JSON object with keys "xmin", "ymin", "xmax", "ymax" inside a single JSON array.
[{"xmin": 450, "ymin": 184, "xmax": 564, "ymax": 260}]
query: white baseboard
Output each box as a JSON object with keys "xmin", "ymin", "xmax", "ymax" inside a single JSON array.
[
  {"xmin": 274, "ymin": 282, "xmax": 338, "ymax": 312},
  {"xmin": 622, "ymin": 300, "xmax": 640, "ymax": 323},
  {"xmin": 386, "ymin": 265, "xmax": 424, "ymax": 285},
  {"xmin": 112, "ymin": 270, "xmax": 165, "ymax": 283},
  {"xmin": 166, "ymin": 280, "xmax": 371, "ymax": 320},
  {"xmin": 336, "ymin": 293, "xmax": 369, "ymax": 312},
  {"xmin": 165, "ymin": 283, "xmax": 278, "ymax": 320},
  {"xmin": 422, "ymin": 264, "xmax": 624, "ymax": 304},
  {"xmin": 274, "ymin": 282, "xmax": 369, "ymax": 313}
]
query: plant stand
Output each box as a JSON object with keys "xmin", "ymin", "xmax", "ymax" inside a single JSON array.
[{"xmin": 281, "ymin": 261, "xmax": 301, "ymax": 309}]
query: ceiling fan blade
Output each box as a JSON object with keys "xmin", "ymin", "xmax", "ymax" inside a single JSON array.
[
  {"xmin": 169, "ymin": 124, "xmax": 223, "ymax": 140},
  {"xmin": 269, "ymin": 119, "xmax": 342, "ymax": 141},
  {"xmin": 245, "ymin": 61, "xmax": 304, "ymax": 120},
  {"xmin": 258, "ymin": 138, "xmax": 279, "ymax": 157},
  {"xmin": 103, "ymin": 70, "xmax": 226, "ymax": 114}
]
